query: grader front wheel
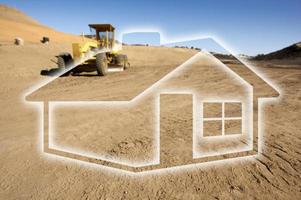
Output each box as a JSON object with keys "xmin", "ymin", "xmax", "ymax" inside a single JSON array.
[{"xmin": 57, "ymin": 53, "xmax": 72, "ymax": 76}]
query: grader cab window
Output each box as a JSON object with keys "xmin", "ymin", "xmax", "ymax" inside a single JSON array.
[{"xmin": 89, "ymin": 24, "xmax": 115, "ymax": 49}]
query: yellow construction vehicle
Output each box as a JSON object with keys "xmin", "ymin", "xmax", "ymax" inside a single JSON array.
[{"xmin": 56, "ymin": 24, "xmax": 129, "ymax": 76}]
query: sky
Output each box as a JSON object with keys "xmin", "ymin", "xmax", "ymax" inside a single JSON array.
[{"xmin": 1, "ymin": 0, "xmax": 300, "ymax": 55}]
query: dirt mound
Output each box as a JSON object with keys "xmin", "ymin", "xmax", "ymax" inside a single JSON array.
[
  {"xmin": 253, "ymin": 42, "xmax": 301, "ymax": 60},
  {"xmin": 0, "ymin": 4, "xmax": 85, "ymax": 44},
  {"xmin": 0, "ymin": 4, "xmax": 40, "ymax": 25}
]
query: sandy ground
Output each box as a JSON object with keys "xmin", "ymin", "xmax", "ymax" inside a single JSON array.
[
  {"xmin": 0, "ymin": 42, "xmax": 300, "ymax": 199},
  {"xmin": 0, "ymin": 4, "xmax": 300, "ymax": 199}
]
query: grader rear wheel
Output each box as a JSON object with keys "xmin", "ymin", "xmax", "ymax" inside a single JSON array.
[
  {"xmin": 115, "ymin": 54, "xmax": 130, "ymax": 70},
  {"xmin": 96, "ymin": 53, "xmax": 108, "ymax": 76}
]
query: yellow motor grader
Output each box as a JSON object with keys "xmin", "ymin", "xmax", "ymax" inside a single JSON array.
[{"xmin": 56, "ymin": 24, "xmax": 129, "ymax": 76}]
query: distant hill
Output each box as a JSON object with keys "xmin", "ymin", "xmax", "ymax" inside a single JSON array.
[
  {"xmin": 252, "ymin": 42, "xmax": 301, "ymax": 60},
  {"xmin": 0, "ymin": 4, "xmax": 85, "ymax": 44},
  {"xmin": 0, "ymin": 4, "xmax": 40, "ymax": 25},
  {"xmin": 210, "ymin": 52, "xmax": 234, "ymax": 60}
]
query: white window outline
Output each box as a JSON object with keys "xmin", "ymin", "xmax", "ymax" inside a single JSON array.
[{"xmin": 203, "ymin": 102, "xmax": 242, "ymax": 136}]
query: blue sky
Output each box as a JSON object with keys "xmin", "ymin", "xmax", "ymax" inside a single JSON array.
[{"xmin": 1, "ymin": 0, "xmax": 300, "ymax": 55}]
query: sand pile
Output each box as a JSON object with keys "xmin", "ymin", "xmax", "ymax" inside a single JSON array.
[{"xmin": 0, "ymin": 4, "xmax": 85, "ymax": 44}]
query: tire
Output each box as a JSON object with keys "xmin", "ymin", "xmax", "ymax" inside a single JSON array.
[
  {"xmin": 96, "ymin": 53, "xmax": 108, "ymax": 76},
  {"xmin": 124, "ymin": 61, "xmax": 130, "ymax": 70},
  {"xmin": 57, "ymin": 56, "xmax": 65, "ymax": 68},
  {"xmin": 115, "ymin": 54, "xmax": 130, "ymax": 70},
  {"xmin": 57, "ymin": 56, "xmax": 71, "ymax": 76}
]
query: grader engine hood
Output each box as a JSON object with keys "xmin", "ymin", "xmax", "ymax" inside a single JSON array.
[{"xmin": 72, "ymin": 41, "xmax": 98, "ymax": 59}]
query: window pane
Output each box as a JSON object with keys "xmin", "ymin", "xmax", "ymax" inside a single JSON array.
[
  {"xmin": 224, "ymin": 120, "xmax": 241, "ymax": 135},
  {"xmin": 203, "ymin": 103, "xmax": 222, "ymax": 118},
  {"xmin": 225, "ymin": 102, "xmax": 242, "ymax": 117},
  {"xmin": 203, "ymin": 120, "xmax": 222, "ymax": 136}
]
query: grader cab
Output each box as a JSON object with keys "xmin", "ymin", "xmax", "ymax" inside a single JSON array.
[{"xmin": 56, "ymin": 24, "xmax": 129, "ymax": 76}]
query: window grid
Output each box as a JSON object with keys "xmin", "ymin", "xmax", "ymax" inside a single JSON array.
[{"xmin": 203, "ymin": 102, "xmax": 242, "ymax": 136}]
